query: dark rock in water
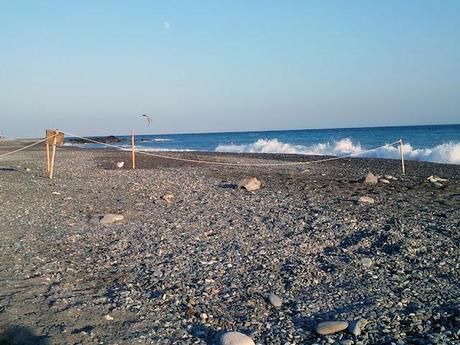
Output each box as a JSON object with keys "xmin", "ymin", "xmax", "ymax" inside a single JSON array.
[{"xmin": 69, "ymin": 135, "xmax": 125, "ymax": 144}]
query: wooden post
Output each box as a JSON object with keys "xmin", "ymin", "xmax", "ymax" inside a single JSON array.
[
  {"xmin": 46, "ymin": 143, "xmax": 50, "ymax": 172},
  {"xmin": 49, "ymin": 135, "xmax": 57, "ymax": 179},
  {"xmin": 399, "ymin": 139, "xmax": 405, "ymax": 175},
  {"xmin": 131, "ymin": 130, "xmax": 136, "ymax": 170}
]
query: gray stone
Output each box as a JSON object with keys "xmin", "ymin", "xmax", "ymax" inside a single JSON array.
[
  {"xmin": 268, "ymin": 292, "xmax": 282, "ymax": 307},
  {"xmin": 359, "ymin": 196, "xmax": 375, "ymax": 204},
  {"xmin": 100, "ymin": 214, "xmax": 124, "ymax": 225},
  {"xmin": 363, "ymin": 173, "xmax": 378, "ymax": 185},
  {"xmin": 341, "ymin": 340, "xmax": 354, "ymax": 345},
  {"xmin": 316, "ymin": 321, "xmax": 349, "ymax": 335},
  {"xmin": 348, "ymin": 319, "xmax": 367, "ymax": 336},
  {"xmin": 238, "ymin": 177, "xmax": 261, "ymax": 192},
  {"xmin": 89, "ymin": 215, "xmax": 101, "ymax": 226},
  {"xmin": 220, "ymin": 332, "xmax": 255, "ymax": 345}
]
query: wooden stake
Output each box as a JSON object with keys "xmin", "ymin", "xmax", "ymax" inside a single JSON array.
[
  {"xmin": 399, "ymin": 139, "xmax": 405, "ymax": 175},
  {"xmin": 46, "ymin": 143, "xmax": 50, "ymax": 172},
  {"xmin": 49, "ymin": 135, "xmax": 57, "ymax": 179},
  {"xmin": 131, "ymin": 130, "xmax": 136, "ymax": 170}
]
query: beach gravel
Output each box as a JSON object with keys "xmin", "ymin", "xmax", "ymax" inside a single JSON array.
[{"xmin": 0, "ymin": 144, "xmax": 459, "ymax": 344}]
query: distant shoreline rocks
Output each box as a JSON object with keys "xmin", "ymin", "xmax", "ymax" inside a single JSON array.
[{"xmin": 68, "ymin": 135, "xmax": 125, "ymax": 144}]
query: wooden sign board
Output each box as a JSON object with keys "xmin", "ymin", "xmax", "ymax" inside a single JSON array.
[{"xmin": 45, "ymin": 129, "xmax": 64, "ymax": 145}]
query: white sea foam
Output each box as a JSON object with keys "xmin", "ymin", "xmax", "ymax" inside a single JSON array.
[{"xmin": 215, "ymin": 138, "xmax": 460, "ymax": 165}]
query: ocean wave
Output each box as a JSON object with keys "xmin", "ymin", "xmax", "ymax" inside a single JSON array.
[
  {"xmin": 152, "ymin": 138, "xmax": 174, "ymax": 143},
  {"xmin": 215, "ymin": 138, "xmax": 460, "ymax": 165}
]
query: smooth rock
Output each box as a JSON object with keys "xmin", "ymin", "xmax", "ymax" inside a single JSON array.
[
  {"xmin": 220, "ymin": 331, "xmax": 255, "ymax": 345},
  {"xmin": 316, "ymin": 321, "xmax": 349, "ymax": 335},
  {"xmin": 238, "ymin": 177, "xmax": 261, "ymax": 192},
  {"xmin": 379, "ymin": 178, "xmax": 390, "ymax": 184},
  {"xmin": 104, "ymin": 314, "xmax": 114, "ymax": 321},
  {"xmin": 268, "ymin": 292, "xmax": 282, "ymax": 307},
  {"xmin": 433, "ymin": 182, "xmax": 444, "ymax": 189},
  {"xmin": 358, "ymin": 196, "xmax": 375, "ymax": 204},
  {"xmin": 100, "ymin": 214, "xmax": 124, "ymax": 225},
  {"xmin": 385, "ymin": 175, "xmax": 397, "ymax": 180},
  {"xmin": 341, "ymin": 340, "xmax": 354, "ymax": 345},
  {"xmin": 162, "ymin": 193, "xmax": 175, "ymax": 203},
  {"xmin": 348, "ymin": 319, "xmax": 367, "ymax": 336},
  {"xmin": 427, "ymin": 175, "xmax": 447, "ymax": 183},
  {"xmin": 363, "ymin": 173, "xmax": 378, "ymax": 185},
  {"xmin": 360, "ymin": 257, "xmax": 373, "ymax": 268}
]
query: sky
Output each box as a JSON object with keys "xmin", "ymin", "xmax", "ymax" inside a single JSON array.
[{"xmin": 1, "ymin": 1, "xmax": 459, "ymax": 137}]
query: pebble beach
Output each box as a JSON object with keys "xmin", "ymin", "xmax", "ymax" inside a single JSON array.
[{"xmin": 0, "ymin": 143, "xmax": 459, "ymax": 345}]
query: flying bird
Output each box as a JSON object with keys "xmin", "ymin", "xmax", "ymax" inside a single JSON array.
[{"xmin": 142, "ymin": 114, "xmax": 152, "ymax": 127}]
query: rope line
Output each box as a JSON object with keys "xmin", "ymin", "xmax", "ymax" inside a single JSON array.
[
  {"xmin": 0, "ymin": 133, "xmax": 59, "ymax": 159},
  {"xmin": 62, "ymin": 131, "xmax": 401, "ymax": 168}
]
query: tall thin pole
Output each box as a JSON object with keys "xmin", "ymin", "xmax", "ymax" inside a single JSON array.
[
  {"xmin": 131, "ymin": 130, "xmax": 136, "ymax": 170},
  {"xmin": 399, "ymin": 139, "xmax": 405, "ymax": 175},
  {"xmin": 46, "ymin": 143, "xmax": 50, "ymax": 172},
  {"xmin": 49, "ymin": 135, "xmax": 57, "ymax": 179}
]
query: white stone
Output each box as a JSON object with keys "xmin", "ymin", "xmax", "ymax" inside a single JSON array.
[
  {"xmin": 100, "ymin": 214, "xmax": 124, "ymax": 225},
  {"xmin": 238, "ymin": 177, "xmax": 261, "ymax": 191},
  {"xmin": 104, "ymin": 314, "xmax": 114, "ymax": 321},
  {"xmin": 220, "ymin": 331, "xmax": 255, "ymax": 345},
  {"xmin": 359, "ymin": 196, "xmax": 375, "ymax": 204},
  {"xmin": 379, "ymin": 178, "xmax": 390, "ymax": 184}
]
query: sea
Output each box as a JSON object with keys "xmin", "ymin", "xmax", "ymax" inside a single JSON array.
[{"xmin": 69, "ymin": 124, "xmax": 460, "ymax": 165}]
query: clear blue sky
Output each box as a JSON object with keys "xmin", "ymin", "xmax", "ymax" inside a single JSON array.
[{"xmin": 1, "ymin": 1, "xmax": 459, "ymax": 137}]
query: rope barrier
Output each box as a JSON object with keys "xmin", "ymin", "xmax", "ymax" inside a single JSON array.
[
  {"xmin": 62, "ymin": 131, "xmax": 401, "ymax": 169},
  {"xmin": 0, "ymin": 133, "xmax": 59, "ymax": 159}
]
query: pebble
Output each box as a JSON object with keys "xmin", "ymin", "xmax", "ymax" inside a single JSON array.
[
  {"xmin": 237, "ymin": 177, "xmax": 261, "ymax": 191},
  {"xmin": 385, "ymin": 175, "xmax": 397, "ymax": 180},
  {"xmin": 341, "ymin": 340, "xmax": 354, "ymax": 345},
  {"xmin": 316, "ymin": 321, "xmax": 349, "ymax": 335},
  {"xmin": 268, "ymin": 292, "xmax": 282, "ymax": 307},
  {"xmin": 348, "ymin": 319, "xmax": 367, "ymax": 336},
  {"xmin": 162, "ymin": 193, "xmax": 174, "ymax": 203},
  {"xmin": 220, "ymin": 331, "xmax": 255, "ymax": 345},
  {"xmin": 104, "ymin": 314, "xmax": 114, "ymax": 321},
  {"xmin": 379, "ymin": 178, "xmax": 390, "ymax": 184},
  {"xmin": 363, "ymin": 172, "xmax": 378, "ymax": 185},
  {"xmin": 359, "ymin": 196, "xmax": 375, "ymax": 204},
  {"xmin": 360, "ymin": 258, "xmax": 373, "ymax": 268},
  {"xmin": 100, "ymin": 214, "xmax": 124, "ymax": 224},
  {"xmin": 433, "ymin": 182, "xmax": 444, "ymax": 189}
]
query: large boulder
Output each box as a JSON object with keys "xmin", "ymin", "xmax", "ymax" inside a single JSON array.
[
  {"xmin": 363, "ymin": 173, "xmax": 378, "ymax": 185},
  {"xmin": 237, "ymin": 177, "xmax": 261, "ymax": 191}
]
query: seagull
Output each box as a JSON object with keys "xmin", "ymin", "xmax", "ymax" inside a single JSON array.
[
  {"xmin": 141, "ymin": 114, "xmax": 152, "ymax": 126},
  {"xmin": 116, "ymin": 162, "xmax": 124, "ymax": 169}
]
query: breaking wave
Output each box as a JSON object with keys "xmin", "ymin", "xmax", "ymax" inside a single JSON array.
[{"xmin": 215, "ymin": 138, "xmax": 460, "ymax": 165}]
